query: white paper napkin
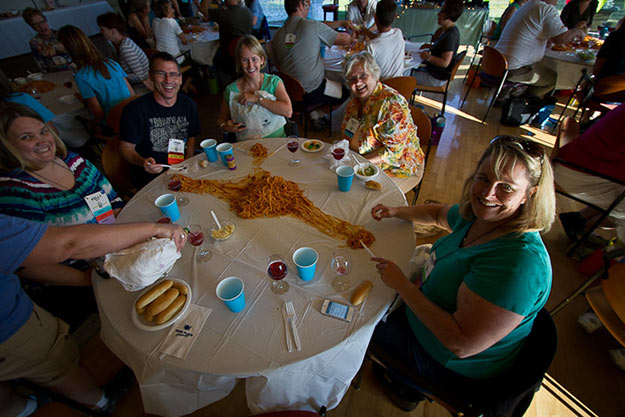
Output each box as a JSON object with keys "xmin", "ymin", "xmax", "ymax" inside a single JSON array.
[
  {"xmin": 326, "ymin": 139, "xmax": 351, "ymax": 170},
  {"xmin": 158, "ymin": 304, "xmax": 212, "ymax": 360}
]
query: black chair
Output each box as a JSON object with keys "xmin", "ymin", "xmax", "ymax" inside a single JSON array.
[
  {"xmin": 367, "ymin": 308, "xmax": 557, "ymax": 417},
  {"xmin": 411, "ymin": 50, "xmax": 466, "ymax": 116}
]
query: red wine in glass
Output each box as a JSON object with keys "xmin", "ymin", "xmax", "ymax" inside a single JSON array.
[
  {"xmin": 268, "ymin": 261, "xmax": 288, "ymax": 280},
  {"xmin": 286, "ymin": 137, "xmax": 300, "ymax": 167},
  {"xmin": 156, "ymin": 217, "xmax": 172, "ymax": 224},
  {"xmin": 64, "ymin": 80, "xmax": 73, "ymax": 89},
  {"xmin": 331, "ymin": 148, "xmax": 345, "ymax": 160},
  {"xmin": 267, "ymin": 254, "xmax": 289, "ymax": 294},
  {"xmin": 168, "ymin": 179, "xmax": 182, "ymax": 191},
  {"xmin": 188, "ymin": 230, "xmax": 204, "ymax": 246},
  {"xmin": 287, "ymin": 140, "xmax": 299, "ymax": 153}
]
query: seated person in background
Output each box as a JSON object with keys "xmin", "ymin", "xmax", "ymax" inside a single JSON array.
[
  {"xmin": 495, "ymin": 0, "xmax": 585, "ymax": 98},
  {"xmin": 560, "ymin": 0, "xmax": 598, "ymax": 30},
  {"xmin": 369, "ymin": 136, "xmax": 554, "ymax": 410},
  {"xmin": 555, "ymin": 104, "xmax": 625, "ymax": 244},
  {"xmin": 0, "ymin": 214, "xmax": 185, "ymax": 417},
  {"xmin": 0, "ymin": 72, "xmax": 55, "ymax": 126},
  {"xmin": 0, "ymin": 103, "xmax": 125, "ymax": 327},
  {"xmin": 57, "ymin": 25, "xmax": 134, "ymax": 122},
  {"xmin": 22, "ymin": 7, "xmax": 72, "ymax": 73},
  {"xmin": 120, "ymin": 52, "xmax": 200, "ymax": 189},
  {"xmin": 593, "ymin": 18, "xmax": 625, "ymax": 81},
  {"xmin": 245, "ymin": 0, "xmax": 266, "ymax": 37},
  {"xmin": 269, "ymin": 0, "xmax": 353, "ymax": 128},
  {"xmin": 194, "ymin": 0, "xmax": 223, "ymax": 17},
  {"xmin": 365, "ymin": 0, "xmax": 405, "ymax": 81},
  {"xmin": 341, "ymin": 52, "xmax": 424, "ymax": 177},
  {"xmin": 217, "ymin": 35, "xmax": 292, "ymax": 140},
  {"xmin": 98, "ymin": 13, "xmax": 151, "ymax": 89},
  {"xmin": 347, "ymin": 0, "xmax": 379, "ymax": 30},
  {"xmin": 126, "ymin": 0, "xmax": 153, "ymax": 49},
  {"xmin": 152, "ymin": 0, "xmax": 190, "ymax": 63},
  {"xmin": 490, "ymin": 0, "xmax": 529, "ymax": 41},
  {"xmin": 207, "ymin": 0, "xmax": 253, "ymax": 89},
  {"xmin": 177, "ymin": 0, "xmax": 195, "ymax": 18},
  {"xmin": 413, "ymin": 0, "xmax": 463, "ymax": 87}
]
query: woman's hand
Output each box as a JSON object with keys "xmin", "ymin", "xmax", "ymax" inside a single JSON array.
[
  {"xmin": 372, "ymin": 257, "xmax": 411, "ymax": 292},
  {"xmin": 222, "ymin": 120, "xmax": 246, "ymax": 132},
  {"xmin": 239, "ymin": 93, "xmax": 259, "ymax": 105},
  {"xmin": 143, "ymin": 157, "xmax": 163, "ymax": 174},
  {"xmin": 153, "ymin": 223, "xmax": 187, "ymax": 251},
  {"xmin": 419, "ymin": 50, "xmax": 432, "ymax": 61},
  {"xmin": 371, "ymin": 204, "xmax": 397, "ymax": 221}
]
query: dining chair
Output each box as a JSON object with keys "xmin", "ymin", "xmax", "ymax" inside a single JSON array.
[
  {"xmin": 411, "ymin": 50, "xmax": 466, "ymax": 116},
  {"xmin": 551, "ymin": 119, "xmax": 625, "ymax": 258},
  {"xmin": 391, "ymin": 105, "xmax": 431, "ymax": 205},
  {"xmin": 585, "ymin": 262, "xmax": 625, "ymax": 348},
  {"xmin": 255, "ymin": 407, "xmax": 327, "ymax": 417},
  {"xmin": 275, "ymin": 71, "xmax": 334, "ymax": 137},
  {"xmin": 460, "ymin": 46, "xmax": 513, "ymax": 123},
  {"xmin": 382, "ymin": 76, "xmax": 417, "ymax": 103},
  {"xmin": 101, "ymin": 137, "xmax": 138, "ymax": 201},
  {"xmin": 364, "ymin": 308, "xmax": 557, "ymax": 416}
]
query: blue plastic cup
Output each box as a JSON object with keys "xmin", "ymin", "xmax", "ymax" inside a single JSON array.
[
  {"xmin": 336, "ymin": 166, "xmax": 355, "ymax": 192},
  {"xmin": 200, "ymin": 139, "xmax": 218, "ymax": 162},
  {"xmin": 320, "ymin": 45, "xmax": 326, "ymax": 58},
  {"xmin": 292, "ymin": 247, "xmax": 318, "ymax": 281},
  {"xmin": 154, "ymin": 194, "xmax": 180, "ymax": 222},
  {"xmin": 216, "ymin": 276, "xmax": 246, "ymax": 313},
  {"xmin": 216, "ymin": 143, "xmax": 233, "ymax": 167}
]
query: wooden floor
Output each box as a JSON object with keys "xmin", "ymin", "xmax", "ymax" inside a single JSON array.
[{"xmin": 31, "ymin": 56, "xmax": 625, "ymax": 417}]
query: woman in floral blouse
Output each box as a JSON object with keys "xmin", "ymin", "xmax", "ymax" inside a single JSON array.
[{"xmin": 341, "ymin": 51, "xmax": 424, "ymax": 177}]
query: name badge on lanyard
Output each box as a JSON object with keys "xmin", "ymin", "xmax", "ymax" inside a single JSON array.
[
  {"xmin": 285, "ymin": 33, "xmax": 296, "ymax": 48},
  {"xmin": 167, "ymin": 138, "xmax": 185, "ymax": 165},
  {"xmin": 344, "ymin": 117, "xmax": 359, "ymax": 139},
  {"xmin": 84, "ymin": 191, "xmax": 115, "ymax": 224}
]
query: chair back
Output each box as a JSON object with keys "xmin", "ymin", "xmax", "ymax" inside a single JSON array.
[
  {"xmin": 106, "ymin": 96, "xmax": 138, "ymax": 134},
  {"xmin": 448, "ymin": 50, "xmax": 467, "ymax": 82},
  {"xmin": 142, "ymin": 47, "xmax": 158, "ymax": 60},
  {"xmin": 410, "ymin": 105, "xmax": 431, "ymax": 148},
  {"xmin": 483, "ymin": 19, "xmax": 497, "ymax": 39},
  {"xmin": 101, "ymin": 138, "xmax": 137, "ymax": 199},
  {"xmin": 383, "ymin": 76, "xmax": 416, "ymax": 103},
  {"xmin": 228, "ymin": 36, "xmax": 242, "ymax": 57},
  {"xmin": 275, "ymin": 71, "xmax": 305, "ymax": 103},
  {"xmin": 593, "ymin": 74, "xmax": 625, "ymax": 101},
  {"xmin": 602, "ymin": 263, "xmax": 625, "ymax": 323},
  {"xmin": 481, "ymin": 46, "xmax": 508, "ymax": 77}
]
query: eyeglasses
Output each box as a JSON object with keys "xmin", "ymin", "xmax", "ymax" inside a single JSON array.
[
  {"xmin": 490, "ymin": 136, "xmax": 545, "ymax": 163},
  {"xmin": 347, "ymin": 71, "xmax": 369, "ymax": 85},
  {"xmin": 30, "ymin": 18, "xmax": 47, "ymax": 27},
  {"xmin": 152, "ymin": 70, "xmax": 182, "ymax": 79}
]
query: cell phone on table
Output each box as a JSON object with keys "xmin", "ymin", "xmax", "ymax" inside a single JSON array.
[{"xmin": 321, "ymin": 299, "xmax": 354, "ymax": 322}]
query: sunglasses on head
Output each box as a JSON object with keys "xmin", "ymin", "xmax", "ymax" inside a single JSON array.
[{"xmin": 490, "ymin": 136, "xmax": 545, "ymax": 163}]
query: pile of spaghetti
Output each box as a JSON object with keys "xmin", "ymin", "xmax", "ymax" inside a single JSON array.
[
  {"xmin": 16, "ymin": 80, "xmax": 55, "ymax": 94},
  {"xmin": 250, "ymin": 143, "xmax": 268, "ymax": 166},
  {"xmin": 175, "ymin": 170, "xmax": 375, "ymax": 249}
]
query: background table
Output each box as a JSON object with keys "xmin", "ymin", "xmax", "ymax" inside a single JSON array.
[
  {"xmin": 0, "ymin": 0, "xmax": 114, "ymax": 59},
  {"xmin": 188, "ymin": 24, "xmax": 220, "ymax": 66},
  {"xmin": 543, "ymin": 48, "xmax": 595, "ymax": 90},
  {"xmin": 393, "ymin": 6, "xmax": 489, "ymax": 47},
  {"xmin": 93, "ymin": 138, "xmax": 415, "ymax": 416}
]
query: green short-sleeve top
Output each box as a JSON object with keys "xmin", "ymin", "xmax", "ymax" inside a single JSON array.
[{"xmin": 406, "ymin": 204, "xmax": 552, "ymax": 379}]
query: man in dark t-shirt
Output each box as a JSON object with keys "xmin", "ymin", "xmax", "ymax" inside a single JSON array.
[
  {"xmin": 120, "ymin": 52, "xmax": 200, "ymax": 188},
  {"xmin": 595, "ymin": 20, "xmax": 625, "ymax": 81}
]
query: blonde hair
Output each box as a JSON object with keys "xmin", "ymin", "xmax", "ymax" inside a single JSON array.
[
  {"xmin": 458, "ymin": 136, "xmax": 556, "ymax": 234},
  {"xmin": 343, "ymin": 51, "xmax": 381, "ymax": 82},
  {"xmin": 234, "ymin": 35, "xmax": 267, "ymax": 74},
  {"xmin": 0, "ymin": 103, "xmax": 67, "ymax": 173}
]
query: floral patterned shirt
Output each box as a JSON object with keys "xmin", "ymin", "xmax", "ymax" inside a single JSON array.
[
  {"xmin": 341, "ymin": 82, "xmax": 424, "ymax": 177},
  {"xmin": 29, "ymin": 30, "xmax": 72, "ymax": 72}
]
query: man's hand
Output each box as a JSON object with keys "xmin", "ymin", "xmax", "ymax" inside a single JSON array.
[{"xmin": 144, "ymin": 157, "xmax": 164, "ymax": 174}]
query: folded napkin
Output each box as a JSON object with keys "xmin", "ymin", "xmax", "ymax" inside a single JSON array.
[
  {"xmin": 158, "ymin": 304, "xmax": 212, "ymax": 360},
  {"xmin": 103, "ymin": 238, "xmax": 181, "ymax": 291}
]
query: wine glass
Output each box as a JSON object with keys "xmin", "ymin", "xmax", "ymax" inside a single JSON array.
[
  {"xmin": 186, "ymin": 224, "xmax": 212, "ymax": 262},
  {"xmin": 286, "ymin": 136, "xmax": 300, "ymax": 167},
  {"xmin": 331, "ymin": 147, "xmax": 345, "ymax": 161},
  {"xmin": 267, "ymin": 254, "xmax": 289, "ymax": 294},
  {"xmin": 63, "ymin": 78, "xmax": 73, "ymax": 89},
  {"xmin": 166, "ymin": 174, "xmax": 189, "ymax": 206},
  {"xmin": 331, "ymin": 249, "xmax": 352, "ymax": 291}
]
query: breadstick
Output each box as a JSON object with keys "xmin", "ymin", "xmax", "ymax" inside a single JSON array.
[
  {"xmin": 136, "ymin": 280, "xmax": 173, "ymax": 312},
  {"xmin": 171, "ymin": 281, "xmax": 188, "ymax": 295},
  {"xmin": 144, "ymin": 288, "xmax": 179, "ymax": 321},
  {"xmin": 351, "ymin": 280, "xmax": 373, "ymax": 305},
  {"xmin": 154, "ymin": 294, "xmax": 187, "ymax": 325}
]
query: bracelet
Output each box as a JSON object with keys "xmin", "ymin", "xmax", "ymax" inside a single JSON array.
[
  {"xmin": 219, "ymin": 122, "xmax": 226, "ymax": 132},
  {"xmin": 258, "ymin": 96, "xmax": 263, "ymax": 106}
]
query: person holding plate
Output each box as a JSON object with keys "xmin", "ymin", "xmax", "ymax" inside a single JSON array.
[
  {"xmin": 368, "ymin": 136, "xmax": 555, "ymax": 411},
  {"xmin": 216, "ymin": 35, "xmax": 292, "ymax": 140},
  {"xmin": 340, "ymin": 51, "xmax": 424, "ymax": 178}
]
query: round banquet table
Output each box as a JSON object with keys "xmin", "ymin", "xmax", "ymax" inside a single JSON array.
[
  {"xmin": 542, "ymin": 47, "xmax": 595, "ymax": 91},
  {"xmin": 92, "ymin": 138, "xmax": 415, "ymax": 416}
]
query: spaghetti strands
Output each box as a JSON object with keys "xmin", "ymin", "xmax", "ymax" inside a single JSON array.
[
  {"xmin": 175, "ymin": 170, "xmax": 375, "ymax": 249},
  {"xmin": 249, "ymin": 143, "xmax": 269, "ymax": 166}
]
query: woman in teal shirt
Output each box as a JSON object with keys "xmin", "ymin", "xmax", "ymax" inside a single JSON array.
[{"xmin": 368, "ymin": 136, "xmax": 555, "ymax": 410}]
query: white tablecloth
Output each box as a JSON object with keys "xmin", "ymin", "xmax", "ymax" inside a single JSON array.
[
  {"xmin": 93, "ymin": 138, "xmax": 415, "ymax": 416},
  {"xmin": 0, "ymin": 1, "xmax": 114, "ymax": 59},
  {"xmin": 323, "ymin": 41, "xmax": 424, "ymax": 82},
  {"xmin": 542, "ymin": 48, "xmax": 595, "ymax": 91},
  {"xmin": 188, "ymin": 25, "xmax": 220, "ymax": 66}
]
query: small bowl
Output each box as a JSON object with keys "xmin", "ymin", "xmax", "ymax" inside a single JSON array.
[
  {"xmin": 14, "ymin": 77, "xmax": 27, "ymax": 85},
  {"xmin": 27, "ymin": 72, "xmax": 43, "ymax": 81},
  {"xmin": 354, "ymin": 162, "xmax": 380, "ymax": 181}
]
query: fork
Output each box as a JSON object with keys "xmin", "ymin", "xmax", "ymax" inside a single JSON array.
[
  {"xmin": 285, "ymin": 301, "xmax": 301, "ymax": 351},
  {"xmin": 159, "ymin": 164, "xmax": 186, "ymax": 170},
  {"xmin": 281, "ymin": 303, "xmax": 293, "ymax": 352}
]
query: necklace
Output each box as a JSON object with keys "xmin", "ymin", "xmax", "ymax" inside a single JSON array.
[
  {"xmin": 27, "ymin": 159, "xmax": 74, "ymax": 190},
  {"xmin": 460, "ymin": 222, "xmax": 505, "ymax": 248}
]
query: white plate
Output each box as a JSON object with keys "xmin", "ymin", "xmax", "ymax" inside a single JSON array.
[
  {"xmin": 59, "ymin": 94, "xmax": 77, "ymax": 105},
  {"xmin": 131, "ymin": 278, "xmax": 192, "ymax": 331},
  {"xmin": 301, "ymin": 139, "xmax": 325, "ymax": 153}
]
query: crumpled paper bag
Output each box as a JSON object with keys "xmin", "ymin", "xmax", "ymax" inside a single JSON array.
[{"xmin": 104, "ymin": 238, "xmax": 181, "ymax": 291}]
